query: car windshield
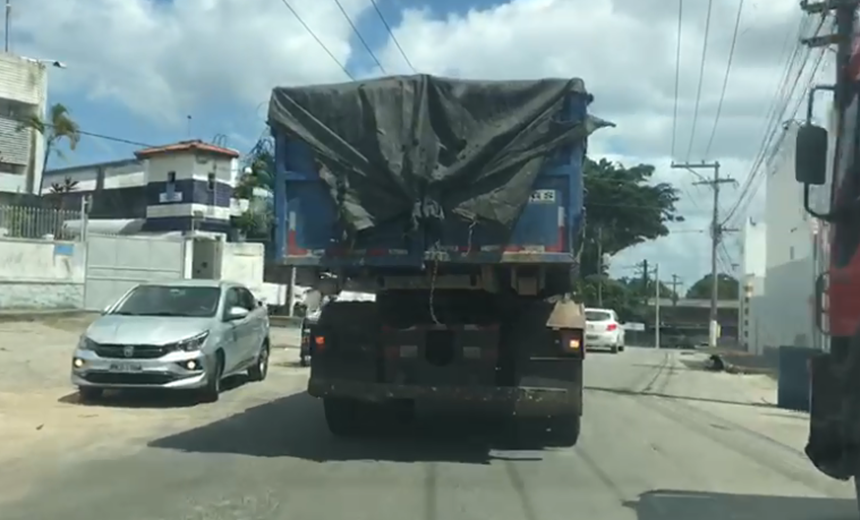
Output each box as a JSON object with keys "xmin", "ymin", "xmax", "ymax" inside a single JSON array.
[
  {"xmin": 585, "ymin": 311, "xmax": 612, "ymax": 322},
  {"xmin": 110, "ymin": 285, "xmax": 221, "ymax": 318}
]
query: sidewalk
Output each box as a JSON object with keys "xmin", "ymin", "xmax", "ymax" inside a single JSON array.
[{"xmin": 664, "ymin": 352, "xmax": 810, "ymax": 454}]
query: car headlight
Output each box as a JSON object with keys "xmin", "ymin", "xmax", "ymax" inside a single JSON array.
[
  {"xmin": 77, "ymin": 336, "xmax": 98, "ymax": 350},
  {"xmin": 172, "ymin": 331, "xmax": 210, "ymax": 352}
]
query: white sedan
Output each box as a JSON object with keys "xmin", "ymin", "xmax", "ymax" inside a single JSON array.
[{"xmin": 584, "ymin": 308, "xmax": 625, "ymax": 354}]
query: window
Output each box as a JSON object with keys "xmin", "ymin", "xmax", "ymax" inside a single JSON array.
[
  {"xmin": 111, "ymin": 285, "xmax": 221, "ymax": 318},
  {"xmin": 585, "ymin": 310, "xmax": 613, "ymax": 322},
  {"xmin": 238, "ymin": 288, "xmax": 257, "ymax": 310},
  {"xmin": 224, "ymin": 288, "xmax": 241, "ymax": 312},
  {"xmin": 167, "ymin": 171, "xmax": 176, "ymax": 184},
  {"xmin": 207, "ymin": 172, "xmax": 216, "ymax": 191}
]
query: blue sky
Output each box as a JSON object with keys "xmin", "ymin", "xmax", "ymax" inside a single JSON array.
[
  {"xmin": 43, "ymin": 0, "xmax": 510, "ymax": 168},
  {"xmin": 18, "ymin": 0, "xmax": 819, "ymax": 286}
]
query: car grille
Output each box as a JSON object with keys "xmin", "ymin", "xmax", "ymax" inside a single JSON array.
[
  {"xmin": 94, "ymin": 344, "xmax": 170, "ymax": 359},
  {"xmin": 83, "ymin": 372, "xmax": 177, "ymax": 385}
]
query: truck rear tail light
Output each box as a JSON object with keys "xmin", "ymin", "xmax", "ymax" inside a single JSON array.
[
  {"xmin": 314, "ymin": 336, "xmax": 326, "ymax": 352},
  {"xmin": 559, "ymin": 329, "xmax": 584, "ymax": 358},
  {"xmin": 606, "ymin": 323, "xmax": 617, "ymax": 331}
]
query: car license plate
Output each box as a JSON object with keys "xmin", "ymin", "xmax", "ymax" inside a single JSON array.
[
  {"xmin": 109, "ymin": 362, "xmax": 143, "ymax": 372},
  {"xmin": 586, "ymin": 335, "xmax": 599, "ymax": 341}
]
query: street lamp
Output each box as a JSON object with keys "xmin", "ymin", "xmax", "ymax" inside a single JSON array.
[{"xmin": 21, "ymin": 56, "xmax": 67, "ymax": 69}]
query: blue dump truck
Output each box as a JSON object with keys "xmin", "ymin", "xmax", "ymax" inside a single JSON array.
[{"xmin": 266, "ymin": 75, "xmax": 610, "ymax": 444}]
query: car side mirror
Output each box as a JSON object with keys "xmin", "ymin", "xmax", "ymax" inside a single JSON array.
[
  {"xmin": 795, "ymin": 124, "xmax": 828, "ymax": 186},
  {"xmin": 225, "ymin": 306, "xmax": 250, "ymax": 321}
]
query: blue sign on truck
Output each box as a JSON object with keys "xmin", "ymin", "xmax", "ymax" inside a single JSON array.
[{"xmin": 266, "ymin": 74, "xmax": 611, "ymax": 443}]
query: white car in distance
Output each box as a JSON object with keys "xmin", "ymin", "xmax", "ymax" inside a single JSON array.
[{"xmin": 584, "ymin": 308, "xmax": 625, "ymax": 354}]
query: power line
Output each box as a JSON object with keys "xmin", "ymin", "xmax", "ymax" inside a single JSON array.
[
  {"xmin": 368, "ymin": 0, "xmax": 416, "ymax": 73},
  {"xmin": 20, "ymin": 118, "xmax": 154, "ymax": 147},
  {"xmin": 332, "ymin": 0, "xmax": 387, "ymax": 75},
  {"xmin": 667, "ymin": 0, "xmax": 712, "ymax": 246},
  {"xmin": 684, "ymin": 0, "xmax": 715, "ymax": 161},
  {"xmin": 276, "ymin": 0, "xmax": 353, "ymax": 80},
  {"xmin": 703, "ymin": 0, "xmax": 745, "ymax": 158},
  {"xmin": 722, "ymin": 14, "xmax": 827, "ymax": 224},
  {"xmin": 670, "ymin": 0, "xmax": 684, "ymax": 159},
  {"xmin": 724, "ymin": 18, "xmax": 829, "ymax": 223},
  {"xmin": 76, "ymin": 128, "xmax": 153, "ymax": 147}
]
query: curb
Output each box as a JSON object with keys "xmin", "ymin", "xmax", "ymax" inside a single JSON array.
[
  {"xmin": 269, "ymin": 316, "xmax": 303, "ymax": 328},
  {"xmin": 0, "ymin": 309, "xmax": 97, "ymax": 323}
]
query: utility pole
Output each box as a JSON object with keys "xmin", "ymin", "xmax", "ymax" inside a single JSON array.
[
  {"xmin": 597, "ymin": 226, "xmax": 604, "ymax": 307},
  {"xmin": 671, "ymin": 160, "xmax": 737, "ymax": 348},
  {"xmin": 4, "ymin": 0, "xmax": 10, "ymax": 52},
  {"xmin": 654, "ymin": 263, "xmax": 661, "ymax": 349},
  {"xmin": 670, "ymin": 274, "xmax": 682, "ymax": 307}
]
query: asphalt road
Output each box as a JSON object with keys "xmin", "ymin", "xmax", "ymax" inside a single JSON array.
[{"xmin": 2, "ymin": 346, "xmax": 858, "ymax": 520}]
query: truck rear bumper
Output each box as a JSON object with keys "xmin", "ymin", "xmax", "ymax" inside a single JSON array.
[{"xmin": 307, "ymin": 378, "xmax": 582, "ymax": 417}]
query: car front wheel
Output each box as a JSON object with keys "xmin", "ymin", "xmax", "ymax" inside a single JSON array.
[
  {"xmin": 248, "ymin": 342, "xmax": 269, "ymax": 382},
  {"xmin": 200, "ymin": 354, "xmax": 223, "ymax": 403}
]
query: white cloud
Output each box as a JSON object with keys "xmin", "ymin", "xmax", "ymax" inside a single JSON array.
[
  {"xmin": 374, "ymin": 0, "xmax": 834, "ymax": 284},
  {"xmin": 10, "ymin": 0, "xmax": 365, "ymax": 124},
  {"xmin": 15, "ymin": 0, "xmax": 834, "ymax": 284}
]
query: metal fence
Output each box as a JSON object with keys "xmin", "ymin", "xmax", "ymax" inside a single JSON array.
[{"xmin": 0, "ymin": 204, "xmax": 82, "ymax": 241}]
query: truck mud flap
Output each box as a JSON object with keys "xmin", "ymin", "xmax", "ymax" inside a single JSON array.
[{"xmin": 805, "ymin": 352, "xmax": 860, "ymax": 480}]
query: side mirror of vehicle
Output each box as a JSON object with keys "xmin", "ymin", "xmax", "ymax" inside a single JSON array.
[
  {"xmin": 795, "ymin": 124, "xmax": 828, "ymax": 186},
  {"xmin": 225, "ymin": 306, "xmax": 250, "ymax": 321}
]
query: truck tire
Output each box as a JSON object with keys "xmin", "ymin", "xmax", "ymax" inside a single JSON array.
[
  {"xmin": 855, "ymin": 477, "xmax": 860, "ymax": 516},
  {"xmin": 550, "ymin": 414, "xmax": 581, "ymax": 447}
]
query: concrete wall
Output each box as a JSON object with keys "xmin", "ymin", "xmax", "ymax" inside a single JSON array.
[
  {"xmin": 0, "ymin": 233, "xmax": 289, "ymax": 311},
  {"xmin": 0, "ymin": 237, "xmax": 85, "ymax": 309},
  {"xmin": 220, "ymin": 241, "xmax": 265, "ymax": 296},
  {"xmin": 761, "ymin": 257, "xmax": 816, "ymax": 349}
]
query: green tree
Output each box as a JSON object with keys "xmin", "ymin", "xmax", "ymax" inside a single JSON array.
[
  {"xmin": 685, "ymin": 273, "xmax": 739, "ymax": 300},
  {"xmin": 234, "ymin": 147, "xmax": 273, "ymax": 199},
  {"xmin": 17, "ymin": 103, "xmax": 81, "ymax": 178},
  {"xmin": 580, "ymin": 157, "xmax": 681, "ymax": 277},
  {"xmin": 233, "ymin": 137, "xmax": 275, "ymax": 240}
]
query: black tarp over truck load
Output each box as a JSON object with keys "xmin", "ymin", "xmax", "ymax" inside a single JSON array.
[
  {"xmin": 267, "ymin": 75, "xmax": 605, "ymax": 443},
  {"xmin": 267, "ymin": 74, "xmax": 609, "ymax": 243}
]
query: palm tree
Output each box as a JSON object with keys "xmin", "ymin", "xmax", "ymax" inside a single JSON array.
[
  {"xmin": 17, "ymin": 103, "xmax": 81, "ymax": 178},
  {"xmin": 49, "ymin": 176, "xmax": 79, "ymax": 194}
]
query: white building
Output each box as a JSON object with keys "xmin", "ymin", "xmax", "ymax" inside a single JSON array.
[
  {"xmin": 0, "ymin": 52, "xmax": 48, "ymax": 194},
  {"xmin": 760, "ymin": 120, "xmax": 831, "ymax": 351},
  {"xmin": 738, "ymin": 218, "xmax": 767, "ymax": 353},
  {"xmin": 40, "ymin": 158, "xmax": 145, "ymax": 194},
  {"xmin": 134, "ymin": 141, "xmax": 241, "ymax": 233}
]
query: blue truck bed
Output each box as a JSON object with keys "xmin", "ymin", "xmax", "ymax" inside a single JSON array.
[{"xmin": 269, "ymin": 76, "xmax": 603, "ymax": 269}]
